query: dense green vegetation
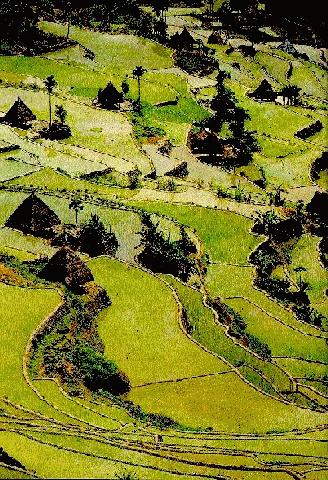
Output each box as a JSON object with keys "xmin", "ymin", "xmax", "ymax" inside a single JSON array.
[{"xmin": 0, "ymin": 1, "xmax": 327, "ymax": 477}]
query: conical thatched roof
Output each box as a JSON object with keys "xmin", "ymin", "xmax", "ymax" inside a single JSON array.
[
  {"xmin": 170, "ymin": 31, "xmax": 181, "ymax": 48},
  {"xmin": 179, "ymin": 27, "xmax": 195, "ymax": 49},
  {"xmin": 40, "ymin": 247, "xmax": 94, "ymax": 293},
  {"xmin": 278, "ymin": 38, "xmax": 298, "ymax": 55},
  {"xmin": 249, "ymin": 79, "xmax": 277, "ymax": 101},
  {"xmin": 3, "ymin": 97, "xmax": 36, "ymax": 128},
  {"xmin": 97, "ymin": 82, "xmax": 123, "ymax": 109},
  {"xmin": 5, "ymin": 193, "xmax": 61, "ymax": 237}
]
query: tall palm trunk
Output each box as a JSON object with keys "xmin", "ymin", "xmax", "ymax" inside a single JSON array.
[
  {"xmin": 48, "ymin": 92, "xmax": 52, "ymax": 128},
  {"xmin": 66, "ymin": 21, "xmax": 70, "ymax": 40},
  {"xmin": 138, "ymin": 77, "xmax": 141, "ymax": 105}
]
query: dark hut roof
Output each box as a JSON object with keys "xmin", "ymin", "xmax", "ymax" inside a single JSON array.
[
  {"xmin": 189, "ymin": 129, "xmax": 220, "ymax": 155},
  {"xmin": 166, "ymin": 161, "xmax": 188, "ymax": 178},
  {"xmin": 208, "ymin": 31, "xmax": 224, "ymax": 45},
  {"xmin": 170, "ymin": 31, "xmax": 181, "ymax": 48},
  {"xmin": 40, "ymin": 247, "xmax": 94, "ymax": 293},
  {"xmin": 5, "ymin": 193, "xmax": 61, "ymax": 237},
  {"xmin": 3, "ymin": 98, "xmax": 36, "ymax": 128},
  {"xmin": 278, "ymin": 39, "xmax": 298, "ymax": 55},
  {"xmin": 249, "ymin": 79, "xmax": 277, "ymax": 100},
  {"xmin": 179, "ymin": 27, "xmax": 196, "ymax": 48},
  {"xmin": 97, "ymin": 82, "xmax": 123, "ymax": 109},
  {"xmin": 239, "ymin": 44, "xmax": 257, "ymax": 57}
]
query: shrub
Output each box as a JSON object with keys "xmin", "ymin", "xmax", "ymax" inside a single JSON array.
[
  {"xmin": 175, "ymin": 50, "xmax": 219, "ymax": 76},
  {"xmin": 292, "ymin": 304, "xmax": 326, "ymax": 328},
  {"xmin": 79, "ymin": 214, "xmax": 118, "ymax": 257},
  {"xmin": 157, "ymin": 177, "xmax": 176, "ymax": 192},
  {"xmin": 72, "ymin": 341, "xmax": 130, "ymax": 394},
  {"xmin": 246, "ymin": 334, "xmax": 271, "ymax": 360},
  {"xmin": 295, "ymin": 120, "xmax": 323, "ymax": 139},
  {"xmin": 40, "ymin": 123, "xmax": 72, "ymax": 140},
  {"xmin": 166, "ymin": 162, "xmax": 189, "ymax": 179}
]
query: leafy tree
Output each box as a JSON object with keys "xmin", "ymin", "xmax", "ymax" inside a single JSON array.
[
  {"xmin": 154, "ymin": 19, "xmax": 168, "ymax": 40},
  {"xmin": 63, "ymin": 1, "xmax": 72, "ymax": 40},
  {"xmin": 294, "ymin": 200, "xmax": 305, "ymax": 221},
  {"xmin": 233, "ymin": 129, "xmax": 260, "ymax": 164},
  {"xmin": 69, "ymin": 197, "xmax": 84, "ymax": 224},
  {"xmin": 132, "ymin": 65, "xmax": 147, "ymax": 108},
  {"xmin": 268, "ymin": 185, "xmax": 284, "ymax": 206},
  {"xmin": 210, "ymin": 70, "xmax": 251, "ymax": 136},
  {"xmin": 44, "ymin": 75, "xmax": 58, "ymax": 128},
  {"xmin": 79, "ymin": 214, "xmax": 118, "ymax": 257},
  {"xmin": 150, "ymin": 0, "xmax": 169, "ymax": 20},
  {"xmin": 138, "ymin": 213, "xmax": 197, "ymax": 281},
  {"xmin": 0, "ymin": 0, "xmax": 38, "ymax": 41},
  {"xmin": 286, "ymin": 61, "xmax": 293, "ymax": 80},
  {"xmin": 254, "ymin": 210, "xmax": 281, "ymax": 238},
  {"xmin": 228, "ymin": 107, "xmax": 250, "ymax": 136},
  {"xmin": 280, "ymin": 85, "xmax": 301, "ymax": 106},
  {"xmin": 250, "ymin": 243, "xmax": 281, "ymax": 275}
]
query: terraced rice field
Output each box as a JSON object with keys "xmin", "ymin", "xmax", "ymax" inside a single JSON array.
[{"xmin": 0, "ymin": 5, "xmax": 327, "ymax": 478}]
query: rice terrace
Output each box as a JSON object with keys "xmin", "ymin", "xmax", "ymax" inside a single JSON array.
[{"xmin": 0, "ymin": 0, "xmax": 327, "ymax": 478}]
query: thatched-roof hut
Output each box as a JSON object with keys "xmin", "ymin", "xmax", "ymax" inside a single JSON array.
[
  {"xmin": 96, "ymin": 82, "xmax": 123, "ymax": 110},
  {"xmin": 171, "ymin": 28, "xmax": 195, "ymax": 51},
  {"xmin": 40, "ymin": 247, "xmax": 94, "ymax": 293},
  {"xmin": 2, "ymin": 97, "xmax": 36, "ymax": 129},
  {"xmin": 169, "ymin": 32, "xmax": 181, "ymax": 49},
  {"xmin": 208, "ymin": 31, "xmax": 224, "ymax": 45},
  {"xmin": 179, "ymin": 27, "xmax": 196, "ymax": 51},
  {"xmin": 188, "ymin": 129, "xmax": 221, "ymax": 155},
  {"xmin": 5, "ymin": 193, "xmax": 61, "ymax": 237},
  {"xmin": 249, "ymin": 79, "xmax": 277, "ymax": 101}
]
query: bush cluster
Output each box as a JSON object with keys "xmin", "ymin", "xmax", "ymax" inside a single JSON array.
[{"xmin": 138, "ymin": 213, "xmax": 197, "ymax": 281}]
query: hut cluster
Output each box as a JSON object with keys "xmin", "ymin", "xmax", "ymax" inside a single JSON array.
[{"xmin": 5, "ymin": 193, "xmax": 92, "ymax": 293}]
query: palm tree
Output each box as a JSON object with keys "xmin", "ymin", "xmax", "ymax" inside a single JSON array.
[
  {"xmin": 121, "ymin": 76, "xmax": 130, "ymax": 98},
  {"xmin": 65, "ymin": 1, "xmax": 72, "ymax": 40},
  {"xmin": 44, "ymin": 75, "xmax": 58, "ymax": 129},
  {"xmin": 294, "ymin": 266, "xmax": 308, "ymax": 293},
  {"xmin": 55, "ymin": 105, "xmax": 67, "ymax": 124},
  {"xmin": 132, "ymin": 66, "xmax": 147, "ymax": 109},
  {"xmin": 286, "ymin": 61, "xmax": 293, "ymax": 80},
  {"xmin": 69, "ymin": 197, "xmax": 84, "ymax": 224}
]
